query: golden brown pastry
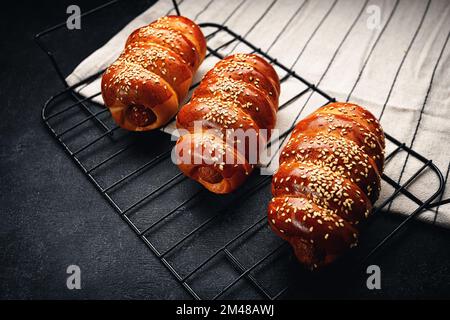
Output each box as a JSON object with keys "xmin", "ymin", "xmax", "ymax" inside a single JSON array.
[
  {"xmin": 268, "ymin": 102, "xmax": 385, "ymax": 269},
  {"xmin": 101, "ymin": 15, "xmax": 206, "ymax": 131},
  {"xmin": 175, "ymin": 53, "xmax": 280, "ymax": 194}
]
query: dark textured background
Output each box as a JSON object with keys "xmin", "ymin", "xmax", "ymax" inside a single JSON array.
[{"xmin": 1, "ymin": 0, "xmax": 450, "ymax": 299}]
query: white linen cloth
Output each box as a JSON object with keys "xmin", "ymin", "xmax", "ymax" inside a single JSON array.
[{"xmin": 66, "ymin": 0, "xmax": 450, "ymax": 227}]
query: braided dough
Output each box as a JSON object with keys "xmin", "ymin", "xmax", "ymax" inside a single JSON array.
[{"xmin": 268, "ymin": 102, "xmax": 385, "ymax": 270}]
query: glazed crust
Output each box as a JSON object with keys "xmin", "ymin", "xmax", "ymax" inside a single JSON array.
[
  {"xmin": 175, "ymin": 53, "xmax": 280, "ymax": 194},
  {"xmin": 101, "ymin": 15, "xmax": 206, "ymax": 131},
  {"xmin": 268, "ymin": 102, "xmax": 385, "ymax": 270}
]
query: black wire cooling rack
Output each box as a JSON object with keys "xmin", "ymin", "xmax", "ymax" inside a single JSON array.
[{"xmin": 36, "ymin": 0, "xmax": 446, "ymax": 299}]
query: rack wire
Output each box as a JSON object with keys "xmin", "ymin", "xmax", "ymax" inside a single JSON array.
[{"xmin": 36, "ymin": 0, "xmax": 445, "ymax": 299}]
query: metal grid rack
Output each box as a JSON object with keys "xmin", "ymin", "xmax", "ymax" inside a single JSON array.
[{"xmin": 36, "ymin": 0, "xmax": 445, "ymax": 299}]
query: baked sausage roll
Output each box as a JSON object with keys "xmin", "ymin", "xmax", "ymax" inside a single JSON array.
[
  {"xmin": 268, "ymin": 102, "xmax": 385, "ymax": 269},
  {"xmin": 101, "ymin": 15, "xmax": 206, "ymax": 131},
  {"xmin": 175, "ymin": 53, "xmax": 280, "ymax": 194}
]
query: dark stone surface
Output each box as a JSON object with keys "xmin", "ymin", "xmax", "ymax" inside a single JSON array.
[{"xmin": 1, "ymin": 0, "xmax": 450, "ymax": 300}]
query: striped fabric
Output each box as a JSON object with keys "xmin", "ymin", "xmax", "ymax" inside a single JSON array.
[{"xmin": 66, "ymin": 0, "xmax": 450, "ymax": 227}]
